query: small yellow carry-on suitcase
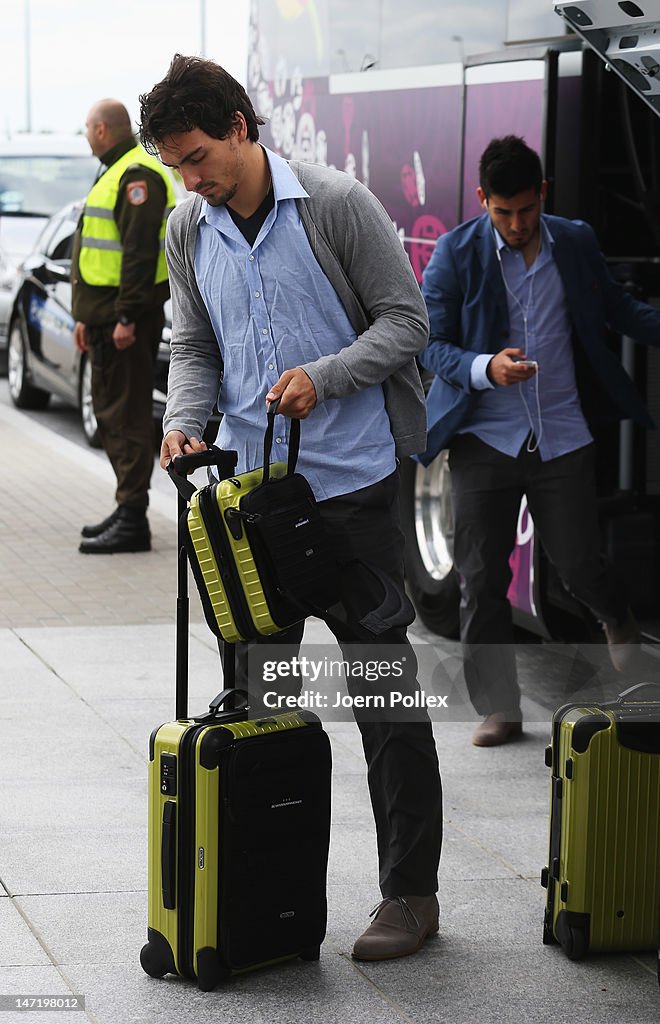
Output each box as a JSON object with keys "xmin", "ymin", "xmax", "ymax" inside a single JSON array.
[
  {"xmin": 140, "ymin": 447, "xmax": 332, "ymax": 990},
  {"xmin": 542, "ymin": 683, "xmax": 660, "ymax": 959},
  {"xmin": 169, "ymin": 404, "xmax": 340, "ymax": 643}
]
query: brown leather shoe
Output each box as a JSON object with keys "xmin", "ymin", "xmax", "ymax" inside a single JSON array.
[
  {"xmin": 471, "ymin": 712, "xmax": 523, "ymax": 747},
  {"xmin": 352, "ymin": 895, "xmax": 439, "ymax": 961},
  {"xmin": 603, "ymin": 609, "xmax": 641, "ymax": 672}
]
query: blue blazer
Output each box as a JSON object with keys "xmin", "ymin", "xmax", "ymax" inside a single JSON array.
[{"xmin": 418, "ymin": 212, "xmax": 660, "ymax": 466}]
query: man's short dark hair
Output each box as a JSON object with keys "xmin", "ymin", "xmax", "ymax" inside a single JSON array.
[
  {"xmin": 479, "ymin": 136, "xmax": 543, "ymax": 199},
  {"xmin": 139, "ymin": 54, "xmax": 265, "ymax": 151}
]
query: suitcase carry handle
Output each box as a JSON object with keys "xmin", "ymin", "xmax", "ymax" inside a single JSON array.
[
  {"xmin": 263, "ymin": 398, "xmax": 300, "ymax": 481},
  {"xmin": 617, "ymin": 683, "xmax": 660, "ymax": 702},
  {"xmin": 208, "ymin": 687, "xmax": 249, "ymax": 714},
  {"xmin": 167, "ymin": 445, "xmax": 239, "ymax": 501}
]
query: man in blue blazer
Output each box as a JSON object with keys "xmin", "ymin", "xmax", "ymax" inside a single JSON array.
[{"xmin": 419, "ymin": 135, "xmax": 660, "ymax": 746}]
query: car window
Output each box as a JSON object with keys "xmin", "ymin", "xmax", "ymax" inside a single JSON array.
[
  {"xmin": 0, "ymin": 154, "xmax": 97, "ymax": 216},
  {"xmin": 45, "ymin": 213, "xmax": 79, "ymax": 261}
]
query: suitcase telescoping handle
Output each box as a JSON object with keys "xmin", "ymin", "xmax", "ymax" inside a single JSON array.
[
  {"xmin": 617, "ymin": 682, "xmax": 660, "ymax": 702},
  {"xmin": 166, "ymin": 444, "xmax": 239, "ymax": 720},
  {"xmin": 263, "ymin": 397, "xmax": 300, "ymax": 482}
]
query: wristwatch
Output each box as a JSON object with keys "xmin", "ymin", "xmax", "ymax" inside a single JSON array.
[{"xmin": 118, "ymin": 314, "xmax": 134, "ymax": 326}]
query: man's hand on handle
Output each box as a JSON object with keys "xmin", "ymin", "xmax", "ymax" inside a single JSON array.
[
  {"xmin": 266, "ymin": 367, "xmax": 317, "ymax": 418},
  {"xmin": 487, "ymin": 347, "xmax": 538, "ymax": 387},
  {"xmin": 160, "ymin": 430, "xmax": 208, "ymax": 470}
]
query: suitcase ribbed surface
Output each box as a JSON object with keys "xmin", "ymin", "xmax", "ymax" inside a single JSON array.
[
  {"xmin": 186, "ymin": 464, "xmax": 290, "ymax": 642},
  {"xmin": 216, "ymin": 713, "xmax": 307, "ymax": 740},
  {"xmin": 188, "ymin": 495, "xmax": 240, "ymax": 641}
]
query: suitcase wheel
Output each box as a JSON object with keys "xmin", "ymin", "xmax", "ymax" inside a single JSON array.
[
  {"xmin": 196, "ymin": 947, "xmax": 231, "ymax": 991},
  {"xmin": 299, "ymin": 946, "xmax": 321, "ymax": 962},
  {"xmin": 562, "ymin": 924, "xmax": 589, "ymax": 961},
  {"xmin": 140, "ymin": 932, "xmax": 175, "ymax": 979}
]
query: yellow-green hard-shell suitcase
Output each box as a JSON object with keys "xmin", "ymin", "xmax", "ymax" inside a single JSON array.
[
  {"xmin": 141, "ymin": 700, "xmax": 332, "ymax": 990},
  {"xmin": 186, "ymin": 462, "xmax": 296, "ymax": 643},
  {"xmin": 182, "ymin": 413, "xmax": 339, "ymax": 644},
  {"xmin": 542, "ymin": 683, "xmax": 660, "ymax": 959},
  {"xmin": 141, "ymin": 448, "xmax": 332, "ymax": 990}
]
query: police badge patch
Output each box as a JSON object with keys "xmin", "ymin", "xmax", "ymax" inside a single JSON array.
[{"xmin": 126, "ymin": 181, "xmax": 148, "ymax": 205}]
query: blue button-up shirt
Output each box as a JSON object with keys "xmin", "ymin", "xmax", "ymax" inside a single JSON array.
[
  {"xmin": 462, "ymin": 222, "xmax": 593, "ymax": 460},
  {"xmin": 194, "ymin": 148, "xmax": 395, "ymax": 500}
]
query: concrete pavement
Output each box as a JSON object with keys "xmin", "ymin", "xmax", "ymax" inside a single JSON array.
[{"xmin": 0, "ymin": 398, "xmax": 658, "ymax": 1024}]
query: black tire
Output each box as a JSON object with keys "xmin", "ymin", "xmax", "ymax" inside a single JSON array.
[
  {"xmin": 79, "ymin": 355, "xmax": 101, "ymax": 448},
  {"xmin": 7, "ymin": 318, "xmax": 50, "ymax": 410},
  {"xmin": 399, "ymin": 454, "xmax": 460, "ymax": 639},
  {"xmin": 299, "ymin": 945, "xmax": 321, "ymax": 962}
]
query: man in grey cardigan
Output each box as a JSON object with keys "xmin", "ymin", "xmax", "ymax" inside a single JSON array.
[{"xmin": 139, "ymin": 54, "xmax": 442, "ymax": 962}]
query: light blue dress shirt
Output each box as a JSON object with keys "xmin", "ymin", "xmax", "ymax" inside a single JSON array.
[
  {"xmin": 194, "ymin": 148, "xmax": 396, "ymax": 500},
  {"xmin": 461, "ymin": 222, "xmax": 593, "ymax": 461}
]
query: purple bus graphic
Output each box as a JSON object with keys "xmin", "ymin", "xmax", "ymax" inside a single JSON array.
[{"xmin": 247, "ymin": 0, "xmax": 553, "ymax": 633}]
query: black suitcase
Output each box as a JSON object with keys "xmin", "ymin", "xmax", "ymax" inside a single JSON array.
[{"xmin": 139, "ymin": 447, "xmax": 332, "ymax": 990}]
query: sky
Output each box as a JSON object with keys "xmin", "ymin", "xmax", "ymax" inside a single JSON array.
[{"xmin": 0, "ymin": 0, "xmax": 250, "ymax": 138}]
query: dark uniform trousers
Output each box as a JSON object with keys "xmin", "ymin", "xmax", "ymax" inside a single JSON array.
[
  {"xmin": 236, "ymin": 469, "xmax": 443, "ymax": 898},
  {"xmin": 89, "ymin": 307, "xmax": 163, "ymax": 509},
  {"xmin": 448, "ymin": 432, "xmax": 628, "ymax": 715}
]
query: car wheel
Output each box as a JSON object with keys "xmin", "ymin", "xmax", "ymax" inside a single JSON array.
[
  {"xmin": 79, "ymin": 356, "xmax": 101, "ymax": 448},
  {"xmin": 7, "ymin": 318, "xmax": 51, "ymax": 410},
  {"xmin": 399, "ymin": 453, "xmax": 461, "ymax": 639}
]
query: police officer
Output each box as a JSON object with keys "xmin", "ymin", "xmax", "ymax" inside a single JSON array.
[{"xmin": 73, "ymin": 98, "xmax": 175, "ymax": 553}]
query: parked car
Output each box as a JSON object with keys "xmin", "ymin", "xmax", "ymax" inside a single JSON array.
[
  {"xmin": 0, "ymin": 134, "xmax": 98, "ymax": 367},
  {"xmin": 7, "ymin": 200, "xmax": 170, "ymax": 446}
]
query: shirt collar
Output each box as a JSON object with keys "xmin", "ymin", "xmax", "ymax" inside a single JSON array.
[{"xmin": 197, "ymin": 145, "xmax": 308, "ymax": 225}]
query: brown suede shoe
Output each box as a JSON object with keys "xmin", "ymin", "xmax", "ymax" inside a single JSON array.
[
  {"xmin": 352, "ymin": 895, "xmax": 439, "ymax": 961},
  {"xmin": 603, "ymin": 609, "xmax": 641, "ymax": 672},
  {"xmin": 471, "ymin": 712, "xmax": 523, "ymax": 747}
]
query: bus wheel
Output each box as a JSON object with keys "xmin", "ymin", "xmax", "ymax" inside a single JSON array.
[{"xmin": 399, "ymin": 454, "xmax": 460, "ymax": 639}]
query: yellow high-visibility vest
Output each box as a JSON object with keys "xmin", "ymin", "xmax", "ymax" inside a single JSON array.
[{"xmin": 79, "ymin": 144, "xmax": 175, "ymax": 286}]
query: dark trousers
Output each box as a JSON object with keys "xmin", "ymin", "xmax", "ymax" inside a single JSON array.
[
  {"xmin": 89, "ymin": 308, "xmax": 162, "ymax": 509},
  {"xmin": 448, "ymin": 434, "xmax": 627, "ymax": 715},
  {"xmin": 236, "ymin": 470, "xmax": 443, "ymax": 898}
]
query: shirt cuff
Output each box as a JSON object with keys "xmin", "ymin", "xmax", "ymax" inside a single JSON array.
[{"xmin": 470, "ymin": 353, "xmax": 495, "ymax": 390}]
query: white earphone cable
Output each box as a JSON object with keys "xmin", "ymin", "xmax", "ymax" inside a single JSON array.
[{"xmin": 494, "ymin": 229, "xmax": 544, "ymax": 453}]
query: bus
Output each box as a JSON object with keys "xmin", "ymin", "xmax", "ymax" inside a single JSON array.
[{"xmin": 246, "ymin": 0, "xmax": 660, "ymax": 643}]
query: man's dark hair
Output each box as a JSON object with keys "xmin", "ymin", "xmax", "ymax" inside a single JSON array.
[
  {"xmin": 479, "ymin": 135, "xmax": 543, "ymax": 199},
  {"xmin": 139, "ymin": 54, "xmax": 265, "ymax": 151}
]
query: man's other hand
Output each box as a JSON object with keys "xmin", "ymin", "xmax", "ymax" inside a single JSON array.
[
  {"xmin": 112, "ymin": 321, "xmax": 137, "ymax": 350},
  {"xmin": 160, "ymin": 430, "xmax": 207, "ymax": 469},
  {"xmin": 73, "ymin": 321, "xmax": 89, "ymax": 353},
  {"xmin": 266, "ymin": 367, "xmax": 317, "ymax": 418}
]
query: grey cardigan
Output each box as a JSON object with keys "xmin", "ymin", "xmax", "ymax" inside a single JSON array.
[{"xmin": 163, "ymin": 158, "xmax": 428, "ymax": 456}]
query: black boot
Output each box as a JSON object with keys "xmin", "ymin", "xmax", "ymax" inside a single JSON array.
[
  {"xmin": 79, "ymin": 507, "xmax": 151, "ymax": 554},
  {"xmin": 81, "ymin": 507, "xmax": 121, "ymax": 538}
]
